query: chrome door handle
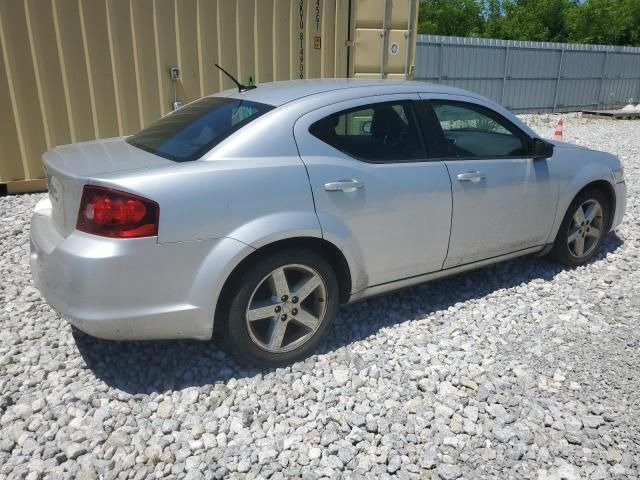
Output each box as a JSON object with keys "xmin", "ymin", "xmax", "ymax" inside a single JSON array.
[
  {"xmin": 457, "ymin": 171, "xmax": 486, "ymax": 183},
  {"xmin": 324, "ymin": 180, "xmax": 365, "ymax": 193}
]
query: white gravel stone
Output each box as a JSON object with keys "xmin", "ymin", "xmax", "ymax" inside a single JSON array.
[
  {"xmin": 332, "ymin": 365, "xmax": 350, "ymax": 386},
  {"xmin": 387, "ymin": 454, "xmax": 401, "ymax": 473},
  {"xmin": 63, "ymin": 443, "xmax": 87, "ymax": 460},
  {"xmin": 582, "ymin": 415, "xmax": 604, "ymax": 429},
  {"xmin": 437, "ymin": 463, "xmax": 462, "ymax": 479},
  {"xmin": 463, "ymin": 405, "xmax": 479, "ymax": 422},
  {"xmin": 156, "ymin": 399, "xmax": 174, "ymax": 419},
  {"xmin": 308, "ymin": 447, "xmax": 322, "ymax": 460},
  {"xmin": 237, "ymin": 458, "xmax": 251, "ymax": 473},
  {"xmin": 606, "ymin": 448, "xmax": 623, "ymax": 464},
  {"xmin": 435, "ymin": 404, "xmax": 454, "ymax": 419},
  {"xmin": 1, "ymin": 114, "xmax": 639, "ymax": 478},
  {"xmin": 181, "ymin": 387, "xmax": 200, "ymax": 405}
]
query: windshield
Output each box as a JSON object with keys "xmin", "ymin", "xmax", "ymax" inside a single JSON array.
[{"xmin": 126, "ymin": 97, "xmax": 274, "ymax": 162}]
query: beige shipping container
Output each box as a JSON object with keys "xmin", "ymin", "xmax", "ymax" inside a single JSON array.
[{"xmin": 0, "ymin": 0, "xmax": 418, "ymax": 193}]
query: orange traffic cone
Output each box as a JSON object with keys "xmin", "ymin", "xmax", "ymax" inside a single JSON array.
[{"xmin": 553, "ymin": 118, "xmax": 564, "ymax": 139}]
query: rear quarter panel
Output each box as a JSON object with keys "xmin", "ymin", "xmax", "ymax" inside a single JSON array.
[
  {"xmin": 85, "ymin": 143, "xmax": 322, "ymax": 336},
  {"xmin": 90, "ymin": 156, "xmax": 320, "ymax": 245}
]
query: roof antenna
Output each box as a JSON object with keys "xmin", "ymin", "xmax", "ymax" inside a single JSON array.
[{"xmin": 214, "ymin": 63, "xmax": 256, "ymax": 92}]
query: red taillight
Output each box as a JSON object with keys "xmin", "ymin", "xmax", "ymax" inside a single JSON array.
[{"xmin": 76, "ymin": 186, "xmax": 159, "ymax": 238}]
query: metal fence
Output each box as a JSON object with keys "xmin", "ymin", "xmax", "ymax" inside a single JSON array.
[{"xmin": 415, "ymin": 34, "xmax": 640, "ymax": 113}]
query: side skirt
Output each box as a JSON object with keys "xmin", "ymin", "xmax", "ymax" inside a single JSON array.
[{"xmin": 347, "ymin": 245, "xmax": 545, "ymax": 303}]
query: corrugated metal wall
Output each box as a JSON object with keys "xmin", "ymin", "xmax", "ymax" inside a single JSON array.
[{"xmin": 415, "ymin": 34, "xmax": 640, "ymax": 114}]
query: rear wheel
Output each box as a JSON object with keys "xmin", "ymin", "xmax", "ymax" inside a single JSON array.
[
  {"xmin": 223, "ymin": 249, "xmax": 339, "ymax": 365},
  {"xmin": 551, "ymin": 189, "xmax": 610, "ymax": 267}
]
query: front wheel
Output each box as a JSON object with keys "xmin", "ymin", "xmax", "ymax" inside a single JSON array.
[
  {"xmin": 223, "ymin": 249, "xmax": 339, "ymax": 365},
  {"xmin": 551, "ymin": 188, "xmax": 610, "ymax": 267}
]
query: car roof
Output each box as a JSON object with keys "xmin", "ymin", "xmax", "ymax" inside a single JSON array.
[
  {"xmin": 209, "ymin": 78, "xmax": 541, "ymax": 146},
  {"xmin": 212, "ymin": 78, "xmax": 472, "ymax": 107}
]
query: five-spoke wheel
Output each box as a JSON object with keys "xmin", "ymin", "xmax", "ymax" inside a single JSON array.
[
  {"xmin": 245, "ymin": 264, "xmax": 327, "ymax": 353},
  {"xmin": 552, "ymin": 188, "xmax": 610, "ymax": 267},
  {"xmin": 223, "ymin": 249, "xmax": 339, "ymax": 365},
  {"xmin": 566, "ymin": 199, "xmax": 604, "ymax": 259}
]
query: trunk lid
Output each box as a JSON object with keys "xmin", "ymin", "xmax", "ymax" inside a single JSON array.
[{"xmin": 43, "ymin": 136, "xmax": 174, "ymax": 237}]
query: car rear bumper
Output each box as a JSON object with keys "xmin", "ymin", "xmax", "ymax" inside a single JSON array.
[
  {"xmin": 30, "ymin": 195, "xmax": 249, "ymax": 341},
  {"xmin": 611, "ymin": 181, "xmax": 626, "ymax": 231}
]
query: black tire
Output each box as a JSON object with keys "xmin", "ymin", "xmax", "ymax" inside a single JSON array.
[
  {"xmin": 222, "ymin": 249, "xmax": 339, "ymax": 366},
  {"xmin": 551, "ymin": 188, "xmax": 610, "ymax": 267}
]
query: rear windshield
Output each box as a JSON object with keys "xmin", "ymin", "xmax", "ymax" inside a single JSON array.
[{"xmin": 126, "ymin": 97, "xmax": 274, "ymax": 162}]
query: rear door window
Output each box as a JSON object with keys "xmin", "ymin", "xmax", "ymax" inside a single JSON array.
[
  {"xmin": 309, "ymin": 101, "xmax": 426, "ymax": 162},
  {"xmin": 126, "ymin": 97, "xmax": 274, "ymax": 162},
  {"xmin": 429, "ymin": 101, "xmax": 529, "ymax": 158}
]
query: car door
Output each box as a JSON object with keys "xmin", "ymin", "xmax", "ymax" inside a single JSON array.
[
  {"xmin": 293, "ymin": 94, "xmax": 452, "ymax": 289},
  {"xmin": 420, "ymin": 95, "xmax": 557, "ymax": 268}
]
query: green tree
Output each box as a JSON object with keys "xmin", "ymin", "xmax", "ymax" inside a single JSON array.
[
  {"xmin": 417, "ymin": 0, "xmax": 640, "ymax": 46},
  {"xmin": 485, "ymin": 0, "xmax": 578, "ymax": 42},
  {"xmin": 566, "ymin": 0, "xmax": 640, "ymax": 46},
  {"xmin": 484, "ymin": 0, "xmax": 506, "ymax": 38},
  {"xmin": 418, "ymin": 0, "xmax": 484, "ymax": 37}
]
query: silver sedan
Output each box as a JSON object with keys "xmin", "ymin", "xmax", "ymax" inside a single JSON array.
[{"xmin": 31, "ymin": 79, "xmax": 627, "ymax": 364}]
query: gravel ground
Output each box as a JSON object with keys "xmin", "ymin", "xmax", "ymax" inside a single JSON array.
[{"xmin": 1, "ymin": 115, "xmax": 639, "ymax": 480}]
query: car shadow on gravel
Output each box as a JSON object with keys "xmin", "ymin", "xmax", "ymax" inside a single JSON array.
[{"xmin": 73, "ymin": 233, "xmax": 623, "ymax": 395}]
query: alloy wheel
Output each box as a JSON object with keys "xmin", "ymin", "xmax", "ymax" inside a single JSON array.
[
  {"xmin": 245, "ymin": 264, "xmax": 328, "ymax": 353},
  {"xmin": 567, "ymin": 199, "xmax": 604, "ymax": 258}
]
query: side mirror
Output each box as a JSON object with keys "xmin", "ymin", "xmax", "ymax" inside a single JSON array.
[
  {"xmin": 361, "ymin": 121, "xmax": 372, "ymax": 135},
  {"xmin": 532, "ymin": 138, "xmax": 554, "ymax": 159}
]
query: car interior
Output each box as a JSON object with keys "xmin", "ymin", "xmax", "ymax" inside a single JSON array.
[{"xmin": 310, "ymin": 103, "xmax": 424, "ymax": 161}]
